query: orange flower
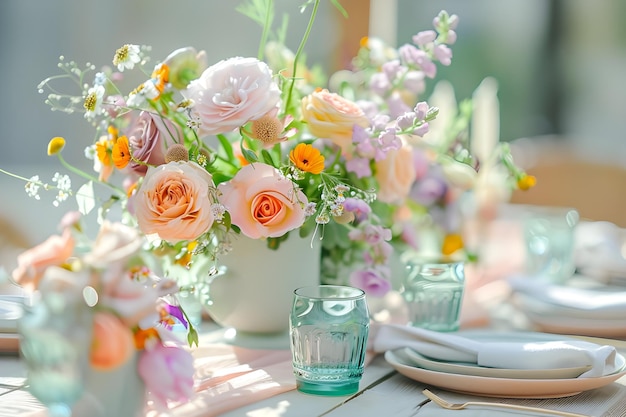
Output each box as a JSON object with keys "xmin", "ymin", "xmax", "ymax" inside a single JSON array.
[
  {"xmin": 441, "ymin": 233, "xmax": 464, "ymax": 256},
  {"xmin": 96, "ymin": 138, "xmax": 114, "ymax": 166},
  {"xmin": 134, "ymin": 327, "xmax": 160, "ymax": 350},
  {"xmin": 289, "ymin": 143, "xmax": 325, "ymax": 174},
  {"xmin": 91, "ymin": 312, "xmax": 135, "ymax": 370},
  {"xmin": 112, "ymin": 135, "xmax": 131, "ymax": 169},
  {"xmin": 517, "ymin": 174, "xmax": 537, "ymax": 191},
  {"xmin": 151, "ymin": 63, "xmax": 170, "ymax": 97}
]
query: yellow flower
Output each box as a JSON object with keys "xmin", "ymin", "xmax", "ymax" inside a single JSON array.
[
  {"xmin": 517, "ymin": 174, "xmax": 536, "ymax": 191},
  {"xmin": 47, "ymin": 137, "xmax": 66, "ymax": 155},
  {"xmin": 112, "ymin": 136, "xmax": 131, "ymax": 169},
  {"xmin": 441, "ymin": 233, "xmax": 464, "ymax": 256},
  {"xmin": 289, "ymin": 143, "xmax": 325, "ymax": 174}
]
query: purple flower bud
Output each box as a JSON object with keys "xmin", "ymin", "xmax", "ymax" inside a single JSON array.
[
  {"xmin": 369, "ymin": 72, "xmax": 392, "ymax": 95},
  {"xmin": 398, "ymin": 44, "xmax": 424, "ymax": 66},
  {"xmin": 449, "ymin": 14, "xmax": 459, "ymax": 30},
  {"xmin": 447, "ymin": 30, "xmax": 457, "ymax": 44},
  {"xmin": 382, "ymin": 59, "xmax": 403, "ymax": 81},
  {"xmin": 377, "ymin": 127, "xmax": 401, "ymax": 152},
  {"xmin": 413, "ymin": 122, "xmax": 429, "ymax": 137},
  {"xmin": 412, "ymin": 30, "xmax": 437, "ymax": 46},
  {"xmin": 396, "ymin": 111, "xmax": 416, "ymax": 130},
  {"xmin": 371, "ymin": 114, "xmax": 391, "ymax": 131},
  {"xmin": 343, "ymin": 197, "xmax": 371, "ymax": 221},
  {"xmin": 434, "ymin": 44, "xmax": 453, "ymax": 66},
  {"xmin": 414, "ymin": 101, "xmax": 430, "ymax": 120}
]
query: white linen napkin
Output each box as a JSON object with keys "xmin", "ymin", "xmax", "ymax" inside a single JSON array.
[{"xmin": 371, "ymin": 323, "xmax": 618, "ymax": 378}]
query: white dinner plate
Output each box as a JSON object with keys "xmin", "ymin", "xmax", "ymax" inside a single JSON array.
[
  {"xmin": 515, "ymin": 294, "xmax": 626, "ymax": 337},
  {"xmin": 403, "ymin": 348, "xmax": 592, "ymax": 379},
  {"xmin": 384, "ymin": 330, "xmax": 626, "ymax": 398}
]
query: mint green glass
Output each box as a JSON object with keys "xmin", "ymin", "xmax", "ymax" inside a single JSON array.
[
  {"xmin": 400, "ymin": 260, "xmax": 465, "ymax": 332},
  {"xmin": 523, "ymin": 206, "xmax": 579, "ymax": 284},
  {"xmin": 289, "ymin": 285, "xmax": 369, "ymax": 396}
]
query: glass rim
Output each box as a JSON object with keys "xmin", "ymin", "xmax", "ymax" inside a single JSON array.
[{"xmin": 294, "ymin": 285, "xmax": 365, "ymax": 300}]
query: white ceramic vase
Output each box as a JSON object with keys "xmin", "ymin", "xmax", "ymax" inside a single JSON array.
[
  {"xmin": 72, "ymin": 354, "xmax": 146, "ymax": 417},
  {"xmin": 202, "ymin": 234, "xmax": 321, "ymax": 334}
]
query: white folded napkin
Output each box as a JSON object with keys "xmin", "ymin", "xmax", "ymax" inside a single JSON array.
[
  {"xmin": 575, "ymin": 221, "xmax": 626, "ymax": 282},
  {"xmin": 371, "ymin": 324, "xmax": 618, "ymax": 378},
  {"xmin": 508, "ymin": 277, "xmax": 626, "ymax": 319}
]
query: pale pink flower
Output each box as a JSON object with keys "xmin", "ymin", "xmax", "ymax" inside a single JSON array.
[
  {"xmin": 11, "ymin": 228, "xmax": 75, "ymax": 291},
  {"xmin": 217, "ymin": 163, "xmax": 307, "ymax": 239},
  {"xmin": 138, "ymin": 342, "xmax": 195, "ymax": 410},
  {"xmin": 134, "ymin": 161, "xmax": 215, "ymax": 243},
  {"xmin": 184, "ymin": 56, "xmax": 281, "ymax": 137},
  {"xmin": 83, "ymin": 221, "xmax": 143, "ymax": 269}
]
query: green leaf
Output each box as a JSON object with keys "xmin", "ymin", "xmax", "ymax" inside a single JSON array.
[
  {"xmin": 76, "ymin": 181, "xmax": 95, "ymax": 215},
  {"xmin": 329, "ymin": 0, "xmax": 348, "ymax": 18},
  {"xmin": 260, "ymin": 149, "xmax": 276, "ymax": 166},
  {"xmin": 236, "ymin": 0, "xmax": 272, "ymax": 27},
  {"xmin": 216, "ymin": 134, "xmax": 235, "ymax": 162}
]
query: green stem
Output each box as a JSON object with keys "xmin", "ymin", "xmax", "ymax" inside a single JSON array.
[
  {"xmin": 284, "ymin": 0, "xmax": 320, "ymax": 113},
  {"xmin": 0, "ymin": 167, "xmax": 38, "ymax": 184},
  {"xmin": 257, "ymin": 0, "xmax": 273, "ymax": 61},
  {"xmin": 57, "ymin": 154, "xmax": 125, "ymax": 195}
]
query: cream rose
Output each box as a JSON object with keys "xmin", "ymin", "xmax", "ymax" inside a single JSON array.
[
  {"xmin": 134, "ymin": 161, "xmax": 215, "ymax": 243},
  {"xmin": 375, "ymin": 143, "xmax": 417, "ymax": 204},
  {"xmin": 301, "ymin": 89, "xmax": 370, "ymax": 153},
  {"xmin": 217, "ymin": 163, "xmax": 307, "ymax": 239},
  {"xmin": 183, "ymin": 56, "xmax": 281, "ymax": 137}
]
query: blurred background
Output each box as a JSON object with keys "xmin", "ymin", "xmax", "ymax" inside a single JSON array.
[{"xmin": 1, "ymin": 0, "xmax": 625, "ymax": 254}]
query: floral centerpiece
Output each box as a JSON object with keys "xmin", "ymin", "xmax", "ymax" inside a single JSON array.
[{"xmin": 4, "ymin": 2, "xmax": 534, "ymax": 310}]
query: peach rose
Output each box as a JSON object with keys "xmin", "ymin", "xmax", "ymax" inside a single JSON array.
[
  {"xmin": 183, "ymin": 56, "xmax": 281, "ymax": 137},
  {"xmin": 217, "ymin": 163, "xmax": 307, "ymax": 239},
  {"xmin": 301, "ymin": 89, "xmax": 369, "ymax": 154},
  {"xmin": 11, "ymin": 228, "xmax": 75, "ymax": 291},
  {"xmin": 134, "ymin": 161, "xmax": 215, "ymax": 243},
  {"xmin": 375, "ymin": 143, "xmax": 417, "ymax": 204},
  {"xmin": 90, "ymin": 311, "xmax": 135, "ymax": 370}
]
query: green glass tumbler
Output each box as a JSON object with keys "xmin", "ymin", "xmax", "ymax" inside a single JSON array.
[
  {"xmin": 400, "ymin": 260, "xmax": 465, "ymax": 332},
  {"xmin": 289, "ymin": 285, "xmax": 369, "ymax": 396}
]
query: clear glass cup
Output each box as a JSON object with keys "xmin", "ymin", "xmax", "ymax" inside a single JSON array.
[
  {"xmin": 523, "ymin": 206, "xmax": 579, "ymax": 284},
  {"xmin": 289, "ymin": 285, "xmax": 370, "ymax": 396},
  {"xmin": 400, "ymin": 259, "xmax": 465, "ymax": 332}
]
